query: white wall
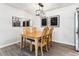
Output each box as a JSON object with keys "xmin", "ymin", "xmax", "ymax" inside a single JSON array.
[
  {"xmin": 0, "ymin": 4, "xmax": 33, "ymax": 48},
  {"xmin": 31, "ymin": 16, "xmax": 42, "ymax": 31},
  {"xmin": 46, "ymin": 4, "xmax": 79, "ymax": 46}
]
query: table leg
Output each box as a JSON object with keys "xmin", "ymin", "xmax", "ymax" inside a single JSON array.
[
  {"xmin": 30, "ymin": 42, "xmax": 32, "ymax": 52},
  {"xmin": 24, "ymin": 37, "xmax": 26, "ymax": 48},
  {"xmin": 35, "ymin": 38, "xmax": 38, "ymax": 56},
  {"xmin": 20, "ymin": 35, "xmax": 24, "ymax": 49}
]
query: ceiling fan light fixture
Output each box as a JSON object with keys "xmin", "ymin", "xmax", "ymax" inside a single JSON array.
[{"xmin": 35, "ymin": 3, "xmax": 46, "ymax": 18}]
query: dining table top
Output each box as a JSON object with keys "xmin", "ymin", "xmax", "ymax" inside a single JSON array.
[{"xmin": 22, "ymin": 31, "xmax": 42, "ymax": 40}]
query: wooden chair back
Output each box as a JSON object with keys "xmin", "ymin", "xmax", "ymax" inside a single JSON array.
[
  {"xmin": 23, "ymin": 27, "xmax": 30, "ymax": 37},
  {"xmin": 42, "ymin": 26, "xmax": 49, "ymax": 36},
  {"xmin": 49, "ymin": 27, "xmax": 54, "ymax": 42},
  {"xmin": 32, "ymin": 27, "xmax": 37, "ymax": 37},
  {"xmin": 41, "ymin": 26, "xmax": 49, "ymax": 44}
]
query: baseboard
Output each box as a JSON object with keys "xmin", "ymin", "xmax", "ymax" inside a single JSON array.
[
  {"xmin": 0, "ymin": 41, "xmax": 20, "ymax": 48},
  {"xmin": 53, "ymin": 40, "xmax": 74, "ymax": 46},
  {"xmin": 53, "ymin": 41, "xmax": 75, "ymax": 49}
]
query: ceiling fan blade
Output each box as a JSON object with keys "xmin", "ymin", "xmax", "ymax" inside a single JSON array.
[{"xmin": 38, "ymin": 3, "xmax": 44, "ymax": 7}]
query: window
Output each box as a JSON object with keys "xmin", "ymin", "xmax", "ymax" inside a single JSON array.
[{"xmin": 23, "ymin": 20, "xmax": 30, "ymax": 27}]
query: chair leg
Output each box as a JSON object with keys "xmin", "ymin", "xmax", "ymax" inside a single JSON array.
[
  {"xmin": 50, "ymin": 41, "xmax": 52, "ymax": 47},
  {"xmin": 41, "ymin": 46, "xmax": 43, "ymax": 56},
  {"xmin": 30, "ymin": 42, "xmax": 32, "ymax": 52},
  {"xmin": 46, "ymin": 45, "xmax": 48, "ymax": 52},
  {"xmin": 20, "ymin": 35, "xmax": 24, "ymax": 49},
  {"xmin": 24, "ymin": 38, "xmax": 26, "ymax": 48},
  {"xmin": 48, "ymin": 42, "xmax": 50, "ymax": 50}
]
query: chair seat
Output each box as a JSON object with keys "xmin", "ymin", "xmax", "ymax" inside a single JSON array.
[
  {"xmin": 27, "ymin": 37, "xmax": 41, "ymax": 42},
  {"xmin": 27, "ymin": 38, "xmax": 35, "ymax": 42}
]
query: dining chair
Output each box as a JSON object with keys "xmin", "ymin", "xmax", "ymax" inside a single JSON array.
[
  {"xmin": 23, "ymin": 27, "xmax": 30, "ymax": 37},
  {"xmin": 20, "ymin": 27, "xmax": 27, "ymax": 48},
  {"xmin": 29, "ymin": 27, "xmax": 37, "ymax": 51},
  {"xmin": 29, "ymin": 26, "xmax": 49, "ymax": 56},
  {"xmin": 21, "ymin": 27, "xmax": 31, "ymax": 48},
  {"xmin": 47, "ymin": 27, "xmax": 54, "ymax": 49},
  {"xmin": 32, "ymin": 27, "xmax": 37, "ymax": 36}
]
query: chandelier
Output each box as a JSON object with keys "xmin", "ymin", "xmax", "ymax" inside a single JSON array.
[{"xmin": 35, "ymin": 3, "xmax": 45, "ymax": 18}]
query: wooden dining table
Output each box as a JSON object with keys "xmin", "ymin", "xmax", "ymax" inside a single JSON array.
[{"xmin": 20, "ymin": 31, "xmax": 42, "ymax": 56}]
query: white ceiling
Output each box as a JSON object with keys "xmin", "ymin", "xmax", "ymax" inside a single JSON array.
[{"xmin": 6, "ymin": 3, "xmax": 75, "ymax": 14}]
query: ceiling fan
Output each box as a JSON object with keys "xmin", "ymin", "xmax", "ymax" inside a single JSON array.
[
  {"xmin": 38, "ymin": 3, "xmax": 44, "ymax": 7},
  {"xmin": 35, "ymin": 3, "xmax": 45, "ymax": 18}
]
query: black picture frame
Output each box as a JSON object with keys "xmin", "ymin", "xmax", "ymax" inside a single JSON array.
[
  {"xmin": 12, "ymin": 16, "xmax": 21, "ymax": 27},
  {"xmin": 50, "ymin": 15, "xmax": 60, "ymax": 27},
  {"xmin": 23, "ymin": 20, "xmax": 30, "ymax": 27},
  {"xmin": 41, "ymin": 18, "xmax": 47, "ymax": 27}
]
